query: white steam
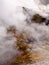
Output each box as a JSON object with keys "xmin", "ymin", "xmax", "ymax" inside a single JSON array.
[{"xmin": 0, "ymin": 0, "xmax": 49, "ymax": 65}]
